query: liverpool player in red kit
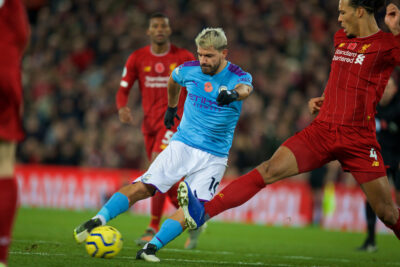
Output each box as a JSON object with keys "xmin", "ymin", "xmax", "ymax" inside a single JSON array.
[
  {"xmin": 115, "ymin": 13, "xmax": 200, "ymax": 248},
  {"xmin": 179, "ymin": 0, "xmax": 400, "ymax": 242},
  {"xmin": 0, "ymin": 0, "xmax": 30, "ymax": 266}
]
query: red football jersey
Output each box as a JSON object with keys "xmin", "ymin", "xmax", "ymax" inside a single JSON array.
[
  {"xmin": 116, "ymin": 44, "xmax": 195, "ymax": 134},
  {"xmin": 0, "ymin": 0, "xmax": 30, "ymax": 141},
  {"xmin": 316, "ymin": 29, "xmax": 400, "ymax": 129}
]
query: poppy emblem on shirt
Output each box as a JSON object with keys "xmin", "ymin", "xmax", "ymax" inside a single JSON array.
[
  {"xmin": 155, "ymin": 62, "xmax": 165, "ymax": 73},
  {"xmin": 204, "ymin": 82, "xmax": 213, "ymax": 92},
  {"xmin": 358, "ymin": 44, "xmax": 371, "ymax": 54},
  {"xmin": 347, "ymin": 43, "xmax": 357, "ymax": 50}
]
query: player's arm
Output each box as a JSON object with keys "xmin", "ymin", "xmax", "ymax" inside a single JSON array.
[
  {"xmin": 164, "ymin": 75, "xmax": 182, "ymax": 129},
  {"xmin": 116, "ymin": 55, "xmax": 138, "ymax": 125},
  {"xmin": 308, "ymin": 93, "xmax": 325, "ymax": 115},
  {"xmin": 217, "ymin": 83, "xmax": 253, "ymax": 106}
]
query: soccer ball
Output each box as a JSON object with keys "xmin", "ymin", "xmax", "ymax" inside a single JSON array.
[{"xmin": 85, "ymin": 226, "xmax": 123, "ymax": 259}]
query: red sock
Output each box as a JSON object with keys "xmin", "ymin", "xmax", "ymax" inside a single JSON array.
[
  {"xmin": 167, "ymin": 183, "xmax": 179, "ymax": 209},
  {"xmin": 204, "ymin": 169, "xmax": 265, "ymax": 219},
  {"xmin": 0, "ymin": 177, "xmax": 18, "ymax": 264},
  {"xmin": 149, "ymin": 191, "xmax": 167, "ymax": 232},
  {"xmin": 385, "ymin": 208, "xmax": 400, "ymax": 240}
]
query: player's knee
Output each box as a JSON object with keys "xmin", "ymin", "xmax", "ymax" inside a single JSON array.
[
  {"xmin": 375, "ymin": 203, "xmax": 397, "ymax": 225},
  {"xmin": 257, "ymin": 160, "xmax": 280, "ymax": 184}
]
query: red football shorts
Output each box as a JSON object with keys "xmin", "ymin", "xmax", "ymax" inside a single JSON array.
[
  {"xmin": 282, "ymin": 120, "xmax": 386, "ymax": 184},
  {"xmin": 143, "ymin": 128, "xmax": 175, "ymax": 161}
]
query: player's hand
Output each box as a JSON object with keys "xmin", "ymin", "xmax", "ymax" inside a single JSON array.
[
  {"xmin": 385, "ymin": 3, "xmax": 400, "ymax": 35},
  {"xmin": 308, "ymin": 96, "xmax": 324, "ymax": 115},
  {"xmin": 164, "ymin": 106, "xmax": 180, "ymax": 129},
  {"xmin": 217, "ymin": 90, "xmax": 239, "ymax": 106},
  {"xmin": 118, "ymin": 106, "xmax": 134, "ymax": 125}
]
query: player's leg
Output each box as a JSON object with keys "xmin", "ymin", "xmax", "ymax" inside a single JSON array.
[
  {"xmin": 137, "ymin": 150, "xmax": 227, "ymax": 262},
  {"xmin": 136, "ymin": 208, "xmax": 186, "ymax": 262},
  {"xmin": 0, "ymin": 141, "xmax": 18, "ymax": 266},
  {"xmin": 358, "ymin": 201, "xmax": 377, "ymax": 251},
  {"xmin": 360, "ymin": 176, "xmax": 400, "ymax": 239},
  {"xmin": 74, "ymin": 142, "xmax": 184, "ymax": 243},
  {"xmin": 74, "ymin": 181, "xmax": 155, "ymax": 243},
  {"xmin": 179, "ymin": 121, "xmax": 334, "ymax": 229},
  {"xmin": 136, "ymin": 131, "xmax": 174, "ymax": 245}
]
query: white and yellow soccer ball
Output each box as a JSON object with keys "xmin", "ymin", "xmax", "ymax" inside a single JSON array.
[{"xmin": 85, "ymin": 226, "xmax": 123, "ymax": 259}]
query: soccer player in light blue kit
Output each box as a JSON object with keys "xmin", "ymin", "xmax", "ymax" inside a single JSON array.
[{"xmin": 73, "ymin": 27, "xmax": 253, "ymax": 262}]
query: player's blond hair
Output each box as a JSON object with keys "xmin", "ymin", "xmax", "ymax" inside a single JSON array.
[{"xmin": 195, "ymin": 28, "xmax": 227, "ymax": 51}]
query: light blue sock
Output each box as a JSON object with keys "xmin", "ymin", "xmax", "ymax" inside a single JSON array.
[
  {"xmin": 96, "ymin": 192, "xmax": 129, "ymax": 223},
  {"xmin": 149, "ymin": 219, "xmax": 183, "ymax": 250}
]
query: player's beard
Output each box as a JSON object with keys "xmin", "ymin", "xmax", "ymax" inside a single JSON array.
[{"xmin": 201, "ymin": 59, "xmax": 220, "ymax": 75}]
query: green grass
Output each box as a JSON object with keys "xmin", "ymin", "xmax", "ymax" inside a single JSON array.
[{"xmin": 9, "ymin": 207, "xmax": 400, "ymax": 267}]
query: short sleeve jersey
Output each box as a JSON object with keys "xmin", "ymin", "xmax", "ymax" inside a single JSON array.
[
  {"xmin": 171, "ymin": 60, "xmax": 252, "ymax": 157},
  {"xmin": 316, "ymin": 29, "xmax": 400, "ymax": 129}
]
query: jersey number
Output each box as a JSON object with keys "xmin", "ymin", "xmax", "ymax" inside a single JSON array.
[
  {"xmin": 161, "ymin": 130, "xmax": 174, "ymax": 145},
  {"xmin": 209, "ymin": 177, "xmax": 219, "ymax": 194}
]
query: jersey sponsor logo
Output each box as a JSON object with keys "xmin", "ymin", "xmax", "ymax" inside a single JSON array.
[
  {"xmin": 347, "ymin": 43, "xmax": 357, "ymax": 50},
  {"xmin": 144, "ymin": 66, "xmax": 151, "ymax": 72},
  {"xmin": 332, "ymin": 49, "xmax": 365, "ymax": 65},
  {"xmin": 188, "ymin": 93, "xmax": 222, "ymax": 112},
  {"xmin": 155, "ymin": 62, "xmax": 165, "ymax": 73},
  {"xmin": 145, "ymin": 76, "xmax": 169, "ymax": 88},
  {"xmin": 354, "ymin": 54, "xmax": 365, "ymax": 65},
  {"xmin": 204, "ymin": 82, "xmax": 213, "ymax": 92},
  {"xmin": 358, "ymin": 44, "xmax": 371, "ymax": 54},
  {"xmin": 218, "ymin": 85, "xmax": 228, "ymax": 94}
]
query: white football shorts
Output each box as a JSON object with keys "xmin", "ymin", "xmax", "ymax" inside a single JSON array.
[{"xmin": 134, "ymin": 140, "xmax": 227, "ymax": 201}]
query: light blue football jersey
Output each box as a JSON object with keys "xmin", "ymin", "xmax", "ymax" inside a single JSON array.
[{"xmin": 171, "ymin": 60, "xmax": 252, "ymax": 157}]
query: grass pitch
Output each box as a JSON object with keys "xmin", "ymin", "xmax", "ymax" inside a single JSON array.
[{"xmin": 9, "ymin": 207, "xmax": 400, "ymax": 266}]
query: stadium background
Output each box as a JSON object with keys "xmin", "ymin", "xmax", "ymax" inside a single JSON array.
[{"xmin": 16, "ymin": 0, "xmax": 396, "ymax": 232}]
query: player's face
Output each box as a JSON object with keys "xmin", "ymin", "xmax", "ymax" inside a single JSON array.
[
  {"xmin": 338, "ymin": 0, "xmax": 358, "ymax": 38},
  {"xmin": 147, "ymin": 18, "xmax": 171, "ymax": 45},
  {"xmin": 197, "ymin": 46, "xmax": 227, "ymax": 75}
]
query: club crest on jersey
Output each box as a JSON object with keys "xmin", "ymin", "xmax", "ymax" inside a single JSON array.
[
  {"xmin": 169, "ymin": 63, "xmax": 177, "ymax": 72},
  {"xmin": 155, "ymin": 62, "xmax": 165, "ymax": 73},
  {"xmin": 347, "ymin": 43, "xmax": 357, "ymax": 50},
  {"xmin": 204, "ymin": 82, "xmax": 213, "ymax": 92},
  {"xmin": 358, "ymin": 44, "xmax": 371, "ymax": 54},
  {"xmin": 218, "ymin": 86, "xmax": 228, "ymax": 93}
]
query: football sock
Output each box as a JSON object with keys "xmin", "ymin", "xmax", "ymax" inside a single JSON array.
[
  {"xmin": 149, "ymin": 219, "xmax": 183, "ymax": 250},
  {"xmin": 385, "ymin": 208, "xmax": 400, "ymax": 240},
  {"xmin": 204, "ymin": 169, "xmax": 266, "ymax": 219},
  {"xmin": 95, "ymin": 192, "xmax": 129, "ymax": 223},
  {"xmin": 0, "ymin": 178, "xmax": 18, "ymax": 264},
  {"xmin": 365, "ymin": 202, "xmax": 376, "ymax": 243},
  {"xmin": 149, "ymin": 191, "xmax": 167, "ymax": 231},
  {"xmin": 167, "ymin": 183, "xmax": 180, "ymax": 209}
]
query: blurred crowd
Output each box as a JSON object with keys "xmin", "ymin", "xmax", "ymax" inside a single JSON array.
[{"xmin": 17, "ymin": 0, "xmax": 386, "ymax": 175}]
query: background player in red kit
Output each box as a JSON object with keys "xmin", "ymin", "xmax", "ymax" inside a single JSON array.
[
  {"xmin": 0, "ymin": 0, "xmax": 30, "ymax": 265},
  {"xmin": 115, "ymin": 13, "xmax": 199, "ymax": 248},
  {"xmin": 179, "ymin": 0, "xmax": 400, "ymax": 242}
]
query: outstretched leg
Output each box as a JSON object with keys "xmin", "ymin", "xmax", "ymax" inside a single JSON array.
[
  {"xmin": 361, "ymin": 177, "xmax": 400, "ymax": 240},
  {"xmin": 136, "ymin": 208, "xmax": 186, "ymax": 262},
  {"xmin": 73, "ymin": 182, "xmax": 155, "ymax": 243}
]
